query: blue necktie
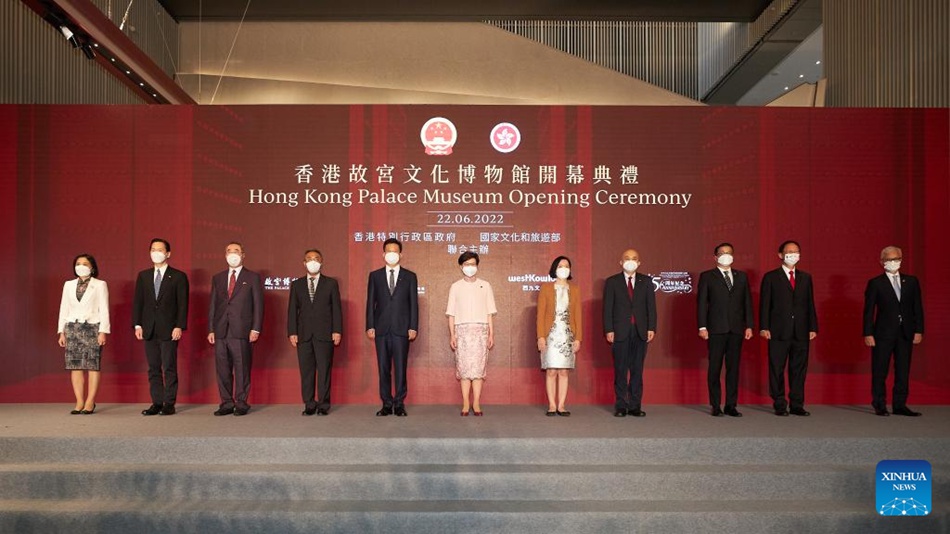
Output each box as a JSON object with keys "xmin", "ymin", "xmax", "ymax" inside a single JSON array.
[{"xmin": 154, "ymin": 269, "xmax": 162, "ymax": 299}]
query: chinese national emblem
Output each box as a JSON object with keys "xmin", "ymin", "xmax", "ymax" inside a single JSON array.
[
  {"xmin": 421, "ymin": 117, "xmax": 458, "ymax": 156},
  {"xmin": 490, "ymin": 122, "xmax": 521, "ymax": 154}
]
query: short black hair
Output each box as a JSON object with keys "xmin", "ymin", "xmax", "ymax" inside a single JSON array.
[
  {"xmin": 227, "ymin": 241, "xmax": 244, "ymax": 252},
  {"xmin": 73, "ymin": 253, "xmax": 99, "ymax": 278},
  {"xmin": 304, "ymin": 249, "xmax": 322, "ymax": 258},
  {"xmin": 458, "ymin": 251, "xmax": 480, "ymax": 266},
  {"xmin": 150, "ymin": 238, "xmax": 171, "ymax": 253},
  {"xmin": 548, "ymin": 255, "xmax": 572, "ymax": 280},
  {"xmin": 714, "ymin": 242, "xmax": 734, "ymax": 256},
  {"xmin": 383, "ymin": 238, "xmax": 402, "ymax": 252},
  {"xmin": 778, "ymin": 240, "xmax": 800, "ymax": 254}
]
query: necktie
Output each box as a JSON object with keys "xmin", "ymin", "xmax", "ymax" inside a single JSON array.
[
  {"xmin": 724, "ymin": 270, "xmax": 733, "ymax": 291},
  {"xmin": 789, "ymin": 270, "xmax": 796, "ymax": 290},
  {"xmin": 154, "ymin": 269, "xmax": 162, "ymax": 299},
  {"xmin": 627, "ymin": 276, "xmax": 636, "ymax": 324},
  {"xmin": 308, "ymin": 277, "xmax": 316, "ymax": 302},
  {"xmin": 388, "ymin": 269, "xmax": 395, "ymax": 295},
  {"xmin": 891, "ymin": 275, "xmax": 901, "ymax": 300},
  {"xmin": 228, "ymin": 270, "xmax": 236, "ymax": 299}
]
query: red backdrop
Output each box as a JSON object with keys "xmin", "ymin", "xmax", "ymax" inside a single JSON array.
[{"xmin": 1, "ymin": 104, "xmax": 947, "ymax": 405}]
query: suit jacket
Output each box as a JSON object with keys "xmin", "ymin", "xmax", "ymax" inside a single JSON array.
[
  {"xmin": 132, "ymin": 266, "xmax": 189, "ymax": 340},
  {"xmin": 287, "ymin": 274, "xmax": 342, "ymax": 342},
  {"xmin": 365, "ymin": 266, "xmax": 419, "ymax": 337},
  {"xmin": 862, "ymin": 272, "xmax": 924, "ymax": 340},
  {"xmin": 208, "ymin": 268, "xmax": 264, "ymax": 339},
  {"xmin": 58, "ymin": 277, "xmax": 111, "ymax": 334},
  {"xmin": 759, "ymin": 267, "xmax": 818, "ymax": 341},
  {"xmin": 537, "ymin": 282, "xmax": 582, "ymax": 341},
  {"xmin": 697, "ymin": 268, "xmax": 753, "ymax": 335},
  {"xmin": 602, "ymin": 272, "xmax": 657, "ymax": 342}
]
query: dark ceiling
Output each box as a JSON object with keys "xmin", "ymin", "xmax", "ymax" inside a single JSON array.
[{"xmin": 156, "ymin": 0, "xmax": 774, "ymax": 23}]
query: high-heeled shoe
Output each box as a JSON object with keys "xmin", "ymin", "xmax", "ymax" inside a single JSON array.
[
  {"xmin": 70, "ymin": 408, "xmax": 82, "ymax": 415},
  {"xmin": 81, "ymin": 403, "xmax": 96, "ymax": 415},
  {"xmin": 460, "ymin": 409, "xmax": 470, "ymax": 416},
  {"xmin": 473, "ymin": 410, "xmax": 484, "ymax": 416}
]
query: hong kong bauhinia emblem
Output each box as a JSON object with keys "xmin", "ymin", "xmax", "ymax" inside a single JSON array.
[
  {"xmin": 421, "ymin": 117, "xmax": 457, "ymax": 155},
  {"xmin": 490, "ymin": 122, "xmax": 521, "ymax": 153}
]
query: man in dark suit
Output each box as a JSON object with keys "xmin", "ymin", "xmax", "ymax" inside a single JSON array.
[
  {"xmin": 863, "ymin": 246, "xmax": 924, "ymax": 417},
  {"xmin": 133, "ymin": 238, "xmax": 189, "ymax": 416},
  {"xmin": 697, "ymin": 242, "xmax": 754, "ymax": 417},
  {"xmin": 759, "ymin": 240, "xmax": 818, "ymax": 416},
  {"xmin": 207, "ymin": 242, "xmax": 264, "ymax": 416},
  {"xmin": 603, "ymin": 248, "xmax": 657, "ymax": 418},
  {"xmin": 288, "ymin": 249, "xmax": 342, "ymax": 416},
  {"xmin": 366, "ymin": 238, "xmax": 418, "ymax": 417}
]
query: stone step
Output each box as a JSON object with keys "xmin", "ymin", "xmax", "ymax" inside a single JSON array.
[
  {"xmin": 0, "ymin": 498, "xmax": 945, "ymax": 534},
  {"xmin": 4, "ymin": 463, "xmax": 944, "ymax": 502}
]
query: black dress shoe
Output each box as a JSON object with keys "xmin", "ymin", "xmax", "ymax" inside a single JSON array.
[
  {"xmin": 724, "ymin": 407, "xmax": 743, "ymax": 417},
  {"xmin": 789, "ymin": 408, "xmax": 810, "ymax": 416},
  {"xmin": 893, "ymin": 407, "xmax": 922, "ymax": 417},
  {"xmin": 159, "ymin": 404, "xmax": 176, "ymax": 416},
  {"xmin": 302, "ymin": 406, "xmax": 316, "ymax": 416},
  {"xmin": 546, "ymin": 410, "xmax": 557, "ymax": 417},
  {"xmin": 614, "ymin": 410, "xmax": 627, "ymax": 417},
  {"xmin": 233, "ymin": 407, "xmax": 249, "ymax": 416},
  {"xmin": 376, "ymin": 406, "xmax": 393, "ymax": 416},
  {"xmin": 70, "ymin": 409, "xmax": 83, "ymax": 415},
  {"xmin": 711, "ymin": 407, "xmax": 724, "ymax": 417},
  {"xmin": 556, "ymin": 410, "xmax": 570, "ymax": 417},
  {"xmin": 874, "ymin": 408, "xmax": 890, "ymax": 416},
  {"xmin": 394, "ymin": 406, "xmax": 408, "ymax": 417},
  {"xmin": 316, "ymin": 409, "xmax": 329, "ymax": 416},
  {"xmin": 215, "ymin": 407, "xmax": 235, "ymax": 416},
  {"xmin": 774, "ymin": 409, "xmax": 789, "ymax": 416},
  {"xmin": 142, "ymin": 404, "xmax": 162, "ymax": 416},
  {"xmin": 628, "ymin": 409, "xmax": 646, "ymax": 417},
  {"xmin": 80, "ymin": 404, "xmax": 96, "ymax": 415}
]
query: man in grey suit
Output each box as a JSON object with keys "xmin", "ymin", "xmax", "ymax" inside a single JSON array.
[
  {"xmin": 288, "ymin": 249, "xmax": 342, "ymax": 416},
  {"xmin": 697, "ymin": 242, "xmax": 754, "ymax": 417},
  {"xmin": 603, "ymin": 248, "xmax": 657, "ymax": 418},
  {"xmin": 208, "ymin": 242, "xmax": 264, "ymax": 416},
  {"xmin": 863, "ymin": 246, "xmax": 924, "ymax": 417}
]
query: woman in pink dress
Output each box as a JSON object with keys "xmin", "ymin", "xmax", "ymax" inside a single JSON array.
[{"xmin": 446, "ymin": 252, "xmax": 497, "ymax": 416}]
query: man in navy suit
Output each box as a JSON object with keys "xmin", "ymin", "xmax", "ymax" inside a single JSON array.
[
  {"xmin": 288, "ymin": 249, "xmax": 342, "ymax": 416},
  {"xmin": 207, "ymin": 242, "xmax": 264, "ymax": 416},
  {"xmin": 603, "ymin": 248, "xmax": 657, "ymax": 418},
  {"xmin": 697, "ymin": 243, "xmax": 754, "ymax": 417},
  {"xmin": 759, "ymin": 240, "xmax": 818, "ymax": 416},
  {"xmin": 132, "ymin": 238, "xmax": 189, "ymax": 416},
  {"xmin": 366, "ymin": 238, "xmax": 419, "ymax": 417},
  {"xmin": 863, "ymin": 246, "xmax": 924, "ymax": 417}
]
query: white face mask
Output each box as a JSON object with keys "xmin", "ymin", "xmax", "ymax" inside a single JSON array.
[
  {"xmin": 150, "ymin": 251, "xmax": 167, "ymax": 264},
  {"xmin": 306, "ymin": 260, "xmax": 321, "ymax": 274},
  {"xmin": 462, "ymin": 265, "xmax": 478, "ymax": 278},
  {"xmin": 226, "ymin": 253, "xmax": 242, "ymax": 268},
  {"xmin": 622, "ymin": 260, "xmax": 639, "ymax": 273},
  {"xmin": 883, "ymin": 260, "xmax": 901, "ymax": 273},
  {"xmin": 717, "ymin": 254, "xmax": 734, "ymax": 267},
  {"xmin": 75, "ymin": 265, "xmax": 92, "ymax": 278},
  {"xmin": 384, "ymin": 251, "xmax": 400, "ymax": 266},
  {"xmin": 783, "ymin": 253, "xmax": 800, "ymax": 267},
  {"xmin": 555, "ymin": 267, "xmax": 571, "ymax": 280}
]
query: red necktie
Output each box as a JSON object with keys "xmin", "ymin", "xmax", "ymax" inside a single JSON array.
[
  {"xmin": 789, "ymin": 270, "xmax": 796, "ymax": 290},
  {"xmin": 627, "ymin": 276, "xmax": 636, "ymax": 324},
  {"xmin": 228, "ymin": 270, "xmax": 236, "ymax": 298}
]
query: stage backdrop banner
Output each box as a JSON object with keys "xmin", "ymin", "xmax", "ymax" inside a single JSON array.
[{"xmin": 1, "ymin": 105, "xmax": 948, "ymax": 405}]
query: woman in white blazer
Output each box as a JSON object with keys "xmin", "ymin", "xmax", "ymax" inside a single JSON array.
[{"xmin": 57, "ymin": 254, "xmax": 110, "ymax": 414}]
